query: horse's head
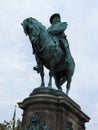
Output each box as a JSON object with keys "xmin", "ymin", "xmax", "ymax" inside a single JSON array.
[
  {"xmin": 21, "ymin": 17, "xmax": 41, "ymax": 43},
  {"xmin": 22, "ymin": 17, "xmax": 49, "ymax": 54}
]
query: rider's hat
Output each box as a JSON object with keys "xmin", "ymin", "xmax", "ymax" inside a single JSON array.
[{"xmin": 50, "ymin": 13, "xmax": 61, "ymax": 24}]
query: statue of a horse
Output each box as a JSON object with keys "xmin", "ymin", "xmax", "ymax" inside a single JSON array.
[{"xmin": 21, "ymin": 17, "xmax": 75, "ymax": 95}]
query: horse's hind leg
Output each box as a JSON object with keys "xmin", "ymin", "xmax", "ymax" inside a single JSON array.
[
  {"xmin": 66, "ymin": 77, "xmax": 72, "ymax": 96},
  {"xmin": 54, "ymin": 75, "xmax": 62, "ymax": 91},
  {"xmin": 60, "ymin": 76, "xmax": 67, "ymax": 86}
]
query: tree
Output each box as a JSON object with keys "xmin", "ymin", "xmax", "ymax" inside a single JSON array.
[
  {"xmin": 0, "ymin": 119, "xmax": 22, "ymax": 130},
  {"xmin": 0, "ymin": 120, "xmax": 11, "ymax": 130}
]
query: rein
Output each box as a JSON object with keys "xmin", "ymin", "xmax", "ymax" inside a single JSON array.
[
  {"xmin": 38, "ymin": 44, "xmax": 46, "ymax": 53},
  {"xmin": 32, "ymin": 36, "xmax": 47, "ymax": 54},
  {"xmin": 32, "ymin": 34, "xmax": 52, "ymax": 54}
]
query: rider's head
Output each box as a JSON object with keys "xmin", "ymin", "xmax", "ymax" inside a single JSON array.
[{"xmin": 49, "ymin": 13, "xmax": 61, "ymax": 25}]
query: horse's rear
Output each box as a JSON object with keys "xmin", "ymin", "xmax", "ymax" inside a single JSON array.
[
  {"xmin": 54, "ymin": 53, "xmax": 75, "ymax": 95},
  {"xmin": 39, "ymin": 42, "xmax": 75, "ymax": 95}
]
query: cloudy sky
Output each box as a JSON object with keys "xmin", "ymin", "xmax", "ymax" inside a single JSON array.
[{"xmin": 0, "ymin": 0, "xmax": 98, "ymax": 129}]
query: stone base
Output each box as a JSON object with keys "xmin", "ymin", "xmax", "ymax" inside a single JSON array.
[{"xmin": 18, "ymin": 87, "xmax": 90, "ymax": 130}]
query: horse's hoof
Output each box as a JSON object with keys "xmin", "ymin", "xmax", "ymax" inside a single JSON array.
[
  {"xmin": 47, "ymin": 85, "xmax": 52, "ymax": 88},
  {"xmin": 39, "ymin": 85, "xmax": 45, "ymax": 88},
  {"xmin": 66, "ymin": 92, "xmax": 68, "ymax": 96},
  {"xmin": 58, "ymin": 89, "xmax": 62, "ymax": 92}
]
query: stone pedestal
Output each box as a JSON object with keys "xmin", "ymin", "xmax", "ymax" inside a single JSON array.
[{"xmin": 18, "ymin": 88, "xmax": 90, "ymax": 130}]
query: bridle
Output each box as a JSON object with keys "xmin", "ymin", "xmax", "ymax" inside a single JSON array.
[{"xmin": 25, "ymin": 21, "xmax": 47, "ymax": 54}]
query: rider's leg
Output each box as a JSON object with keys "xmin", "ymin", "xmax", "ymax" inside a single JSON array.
[{"xmin": 59, "ymin": 39, "xmax": 70, "ymax": 63}]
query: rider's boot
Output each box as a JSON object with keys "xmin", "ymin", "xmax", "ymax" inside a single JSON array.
[{"xmin": 33, "ymin": 65, "xmax": 40, "ymax": 73}]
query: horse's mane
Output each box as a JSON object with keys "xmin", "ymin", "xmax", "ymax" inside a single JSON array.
[{"xmin": 27, "ymin": 17, "xmax": 46, "ymax": 31}]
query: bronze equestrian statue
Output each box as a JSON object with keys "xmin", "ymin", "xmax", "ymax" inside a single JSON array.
[{"xmin": 21, "ymin": 14, "xmax": 75, "ymax": 95}]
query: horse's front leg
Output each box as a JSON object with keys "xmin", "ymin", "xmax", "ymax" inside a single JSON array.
[
  {"xmin": 48, "ymin": 64, "xmax": 55, "ymax": 88},
  {"xmin": 48, "ymin": 46, "xmax": 56, "ymax": 88},
  {"xmin": 40, "ymin": 64, "xmax": 45, "ymax": 88},
  {"xmin": 34, "ymin": 55, "xmax": 45, "ymax": 88},
  {"xmin": 48, "ymin": 70, "xmax": 53, "ymax": 88}
]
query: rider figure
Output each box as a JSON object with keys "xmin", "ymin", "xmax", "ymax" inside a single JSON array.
[{"xmin": 47, "ymin": 13, "xmax": 71, "ymax": 63}]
